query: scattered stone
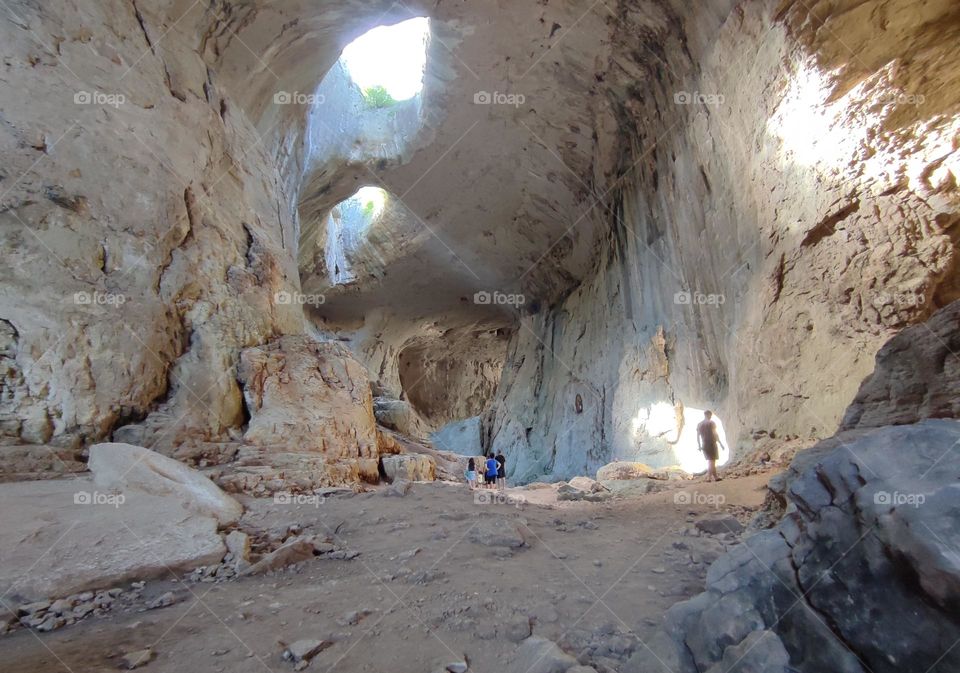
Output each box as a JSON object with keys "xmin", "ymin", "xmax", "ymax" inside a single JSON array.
[
  {"xmin": 224, "ymin": 531, "xmax": 251, "ymax": 563},
  {"xmin": 147, "ymin": 592, "xmax": 177, "ymax": 610},
  {"xmin": 383, "ymin": 480, "xmax": 412, "ymax": 497},
  {"xmin": 506, "ymin": 636, "xmax": 578, "ymax": 673},
  {"xmin": 505, "ymin": 616, "xmax": 532, "ymax": 642},
  {"xmin": 121, "ymin": 648, "xmax": 155, "ymax": 669},
  {"xmin": 595, "ymin": 462, "xmax": 654, "ymax": 481},
  {"xmin": 36, "ymin": 615, "xmax": 65, "ymax": 632},
  {"xmin": 336, "ymin": 609, "xmax": 373, "ymax": 626},
  {"xmin": 397, "ymin": 548, "xmax": 421, "ymax": 560},
  {"xmin": 49, "ymin": 598, "xmax": 74, "ymax": 614},
  {"xmin": 282, "ymin": 639, "xmax": 332, "ymax": 667},
  {"xmin": 446, "ymin": 660, "xmax": 469, "ymax": 673},
  {"xmin": 18, "ymin": 601, "xmax": 51, "ymax": 616},
  {"xmin": 242, "ymin": 538, "xmax": 316, "ymax": 576},
  {"xmin": 468, "ymin": 518, "xmax": 525, "ymax": 548},
  {"xmin": 694, "ymin": 516, "xmax": 743, "ymax": 536}
]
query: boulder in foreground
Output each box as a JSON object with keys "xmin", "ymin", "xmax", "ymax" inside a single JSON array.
[
  {"xmin": 90, "ymin": 442, "xmax": 242, "ymax": 525},
  {"xmin": 0, "ymin": 479, "xmax": 225, "ymax": 602}
]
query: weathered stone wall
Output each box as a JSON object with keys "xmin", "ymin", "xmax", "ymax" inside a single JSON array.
[
  {"xmin": 0, "ymin": 0, "xmax": 307, "ymax": 452},
  {"xmin": 487, "ymin": 0, "xmax": 960, "ymax": 480}
]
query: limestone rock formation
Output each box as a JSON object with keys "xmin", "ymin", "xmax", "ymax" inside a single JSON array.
[
  {"xmin": 841, "ymin": 301, "xmax": 960, "ymax": 430},
  {"xmin": 380, "ymin": 454, "xmax": 436, "ymax": 483},
  {"xmin": 431, "ymin": 416, "xmax": 484, "ymax": 456},
  {"xmin": 89, "ymin": 442, "xmax": 242, "ymax": 525},
  {"xmin": 236, "ymin": 336, "xmax": 378, "ymax": 484},
  {"xmin": 595, "ymin": 462, "xmax": 654, "ymax": 482}
]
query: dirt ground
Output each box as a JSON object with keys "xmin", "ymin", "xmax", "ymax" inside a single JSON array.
[{"xmin": 0, "ymin": 473, "xmax": 773, "ymax": 673}]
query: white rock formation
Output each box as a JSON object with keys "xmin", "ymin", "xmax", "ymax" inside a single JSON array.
[
  {"xmin": 89, "ymin": 442, "xmax": 242, "ymax": 525},
  {"xmin": 0, "ymin": 478, "xmax": 226, "ymax": 602}
]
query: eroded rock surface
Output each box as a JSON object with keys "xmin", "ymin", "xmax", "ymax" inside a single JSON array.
[
  {"xmin": 841, "ymin": 301, "xmax": 960, "ymax": 430},
  {"xmin": 235, "ymin": 336, "xmax": 379, "ymax": 486},
  {"xmin": 627, "ymin": 420, "xmax": 960, "ymax": 673}
]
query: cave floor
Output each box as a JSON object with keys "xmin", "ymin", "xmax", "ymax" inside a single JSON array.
[{"xmin": 0, "ymin": 472, "xmax": 773, "ymax": 673}]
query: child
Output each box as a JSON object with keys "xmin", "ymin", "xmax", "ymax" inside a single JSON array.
[{"xmin": 465, "ymin": 457, "xmax": 477, "ymax": 490}]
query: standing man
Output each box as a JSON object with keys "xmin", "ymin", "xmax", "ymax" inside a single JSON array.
[
  {"xmin": 697, "ymin": 410, "xmax": 724, "ymax": 482},
  {"xmin": 485, "ymin": 454, "xmax": 499, "ymax": 490},
  {"xmin": 495, "ymin": 451, "xmax": 506, "ymax": 492}
]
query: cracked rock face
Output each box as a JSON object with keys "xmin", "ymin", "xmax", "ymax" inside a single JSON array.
[{"xmin": 626, "ymin": 420, "xmax": 960, "ymax": 673}]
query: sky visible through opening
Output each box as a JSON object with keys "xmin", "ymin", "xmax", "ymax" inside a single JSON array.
[{"xmin": 340, "ymin": 17, "xmax": 429, "ymax": 101}]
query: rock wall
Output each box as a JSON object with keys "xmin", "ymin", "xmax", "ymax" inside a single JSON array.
[
  {"xmin": 0, "ymin": 0, "xmax": 307, "ymax": 453},
  {"xmin": 487, "ymin": 0, "xmax": 960, "ymax": 480}
]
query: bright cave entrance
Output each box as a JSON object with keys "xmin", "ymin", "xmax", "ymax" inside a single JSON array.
[{"xmin": 340, "ymin": 17, "xmax": 430, "ymax": 103}]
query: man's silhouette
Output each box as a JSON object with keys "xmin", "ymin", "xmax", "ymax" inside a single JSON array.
[{"xmin": 696, "ymin": 410, "xmax": 725, "ymax": 482}]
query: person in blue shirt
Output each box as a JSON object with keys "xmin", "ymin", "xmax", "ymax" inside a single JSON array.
[{"xmin": 484, "ymin": 454, "xmax": 498, "ymax": 489}]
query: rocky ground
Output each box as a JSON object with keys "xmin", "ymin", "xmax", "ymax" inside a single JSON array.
[{"xmin": 0, "ymin": 471, "xmax": 772, "ymax": 673}]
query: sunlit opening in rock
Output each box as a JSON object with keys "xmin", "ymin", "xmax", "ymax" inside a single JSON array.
[
  {"xmin": 340, "ymin": 17, "xmax": 430, "ymax": 102},
  {"xmin": 325, "ymin": 187, "xmax": 389, "ymax": 286},
  {"xmin": 631, "ymin": 402, "xmax": 729, "ymax": 473}
]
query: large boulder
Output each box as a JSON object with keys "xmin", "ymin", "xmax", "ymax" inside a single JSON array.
[
  {"xmin": 596, "ymin": 461, "xmax": 654, "ymax": 481},
  {"xmin": 89, "ymin": 443, "xmax": 242, "ymax": 525},
  {"xmin": 372, "ymin": 397, "xmax": 430, "ymax": 438},
  {"xmin": 0, "ymin": 478, "xmax": 226, "ymax": 602},
  {"xmin": 627, "ymin": 420, "xmax": 960, "ymax": 673},
  {"xmin": 380, "ymin": 454, "xmax": 436, "ymax": 483},
  {"xmin": 236, "ymin": 336, "xmax": 379, "ymax": 486}
]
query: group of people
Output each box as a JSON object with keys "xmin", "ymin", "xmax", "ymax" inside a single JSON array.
[
  {"xmin": 465, "ymin": 452, "xmax": 506, "ymax": 490},
  {"xmin": 459, "ymin": 410, "xmax": 722, "ymax": 491}
]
